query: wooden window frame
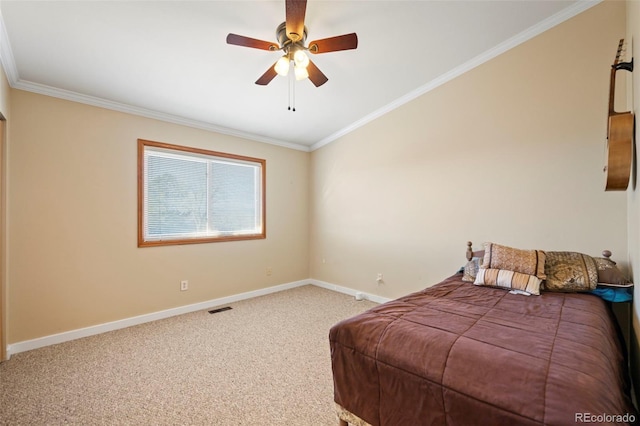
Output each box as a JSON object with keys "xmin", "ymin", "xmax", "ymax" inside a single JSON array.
[{"xmin": 137, "ymin": 139, "xmax": 266, "ymax": 247}]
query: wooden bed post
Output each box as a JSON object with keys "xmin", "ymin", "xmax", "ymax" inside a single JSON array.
[{"xmin": 466, "ymin": 241, "xmax": 474, "ymax": 261}]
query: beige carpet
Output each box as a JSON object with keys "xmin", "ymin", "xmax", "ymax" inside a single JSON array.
[{"xmin": 0, "ymin": 285, "xmax": 378, "ymax": 425}]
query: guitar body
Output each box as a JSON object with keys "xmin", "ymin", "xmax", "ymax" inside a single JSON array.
[
  {"xmin": 604, "ymin": 39, "xmax": 634, "ymax": 191},
  {"xmin": 605, "ymin": 112, "xmax": 634, "ymax": 190}
]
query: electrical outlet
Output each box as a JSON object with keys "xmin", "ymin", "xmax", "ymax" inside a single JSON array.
[
  {"xmin": 266, "ymin": 267, "xmax": 273, "ymax": 276},
  {"xmin": 180, "ymin": 280, "xmax": 189, "ymax": 291},
  {"xmin": 376, "ymin": 273, "xmax": 383, "ymax": 283}
]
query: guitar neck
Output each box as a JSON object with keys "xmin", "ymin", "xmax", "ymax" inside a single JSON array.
[
  {"xmin": 608, "ymin": 66, "xmax": 617, "ymax": 115},
  {"xmin": 609, "ymin": 39, "xmax": 625, "ymax": 115}
]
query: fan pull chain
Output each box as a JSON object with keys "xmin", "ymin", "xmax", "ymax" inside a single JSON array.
[
  {"xmin": 292, "ymin": 76, "xmax": 296, "ymax": 112},
  {"xmin": 287, "ymin": 70, "xmax": 291, "ymax": 111},
  {"xmin": 286, "ymin": 71, "xmax": 296, "ymax": 112}
]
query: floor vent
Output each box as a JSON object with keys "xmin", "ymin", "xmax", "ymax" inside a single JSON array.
[{"xmin": 208, "ymin": 306, "xmax": 232, "ymax": 314}]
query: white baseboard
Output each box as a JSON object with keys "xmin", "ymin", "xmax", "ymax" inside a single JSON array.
[
  {"xmin": 6, "ymin": 279, "xmax": 308, "ymax": 357},
  {"xmin": 6, "ymin": 278, "xmax": 391, "ymax": 357},
  {"xmin": 309, "ymin": 279, "xmax": 392, "ymax": 304}
]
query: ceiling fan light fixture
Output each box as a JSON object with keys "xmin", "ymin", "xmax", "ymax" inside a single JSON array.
[
  {"xmin": 274, "ymin": 55, "xmax": 290, "ymax": 76},
  {"xmin": 226, "ymin": 0, "xmax": 358, "ymax": 89},
  {"xmin": 294, "ymin": 64, "xmax": 309, "ymax": 81}
]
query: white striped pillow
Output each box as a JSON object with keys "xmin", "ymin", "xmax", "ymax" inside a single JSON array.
[{"xmin": 474, "ymin": 268, "xmax": 542, "ymax": 295}]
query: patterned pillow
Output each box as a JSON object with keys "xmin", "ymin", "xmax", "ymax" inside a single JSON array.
[
  {"xmin": 481, "ymin": 242, "xmax": 546, "ymax": 280},
  {"xmin": 544, "ymin": 251, "xmax": 598, "ymax": 292},
  {"xmin": 474, "ymin": 268, "xmax": 542, "ymax": 295},
  {"xmin": 462, "ymin": 257, "xmax": 481, "ymax": 282},
  {"xmin": 593, "ymin": 257, "xmax": 632, "ymax": 287}
]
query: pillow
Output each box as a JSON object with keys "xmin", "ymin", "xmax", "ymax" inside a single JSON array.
[
  {"xmin": 591, "ymin": 287, "xmax": 633, "ymax": 302},
  {"xmin": 481, "ymin": 242, "xmax": 546, "ymax": 280},
  {"xmin": 544, "ymin": 251, "xmax": 598, "ymax": 292},
  {"xmin": 474, "ymin": 268, "xmax": 541, "ymax": 295},
  {"xmin": 462, "ymin": 257, "xmax": 481, "ymax": 282},
  {"xmin": 593, "ymin": 257, "xmax": 632, "ymax": 287}
]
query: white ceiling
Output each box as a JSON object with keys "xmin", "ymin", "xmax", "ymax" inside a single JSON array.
[{"xmin": 0, "ymin": 0, "xmax": 598, "ymax": 151}]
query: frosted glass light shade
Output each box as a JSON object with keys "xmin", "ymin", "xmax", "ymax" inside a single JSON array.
[
  {"xmin": 293, "ymin": 50, "xmax": 309, "ymax": 68},
  {"xmin": 294, "ymin": 64, "xmax": 309, "ymax": 80},
  {"xmin": 275, "ymin": 56, "xmax": 290, "ymax": 76}
]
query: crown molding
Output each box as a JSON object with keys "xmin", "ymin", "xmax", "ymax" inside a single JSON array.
[
  {"xmin": 310, "ymin": 0, "xmax": 602, "ymax": 152},
  {"xmin": 11, "ymin": 79, "xmax": 311, "ymax": 152},
  {"xmin": 0, "ymin": 9, "xmax": 18, "ymax": 86}
]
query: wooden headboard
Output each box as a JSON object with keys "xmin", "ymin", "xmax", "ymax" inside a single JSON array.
[{"xmin": 466, "ymin": 241, "xmax": 484, "ymax": 261}]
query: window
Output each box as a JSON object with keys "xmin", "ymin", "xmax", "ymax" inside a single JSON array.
[{"xmin": 138, "ymin": 139, "xmax": 265, "ymax": 247}]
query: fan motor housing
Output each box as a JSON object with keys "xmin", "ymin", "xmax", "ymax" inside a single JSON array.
[{"xmin": 276, "ymin": 22, "xmax": 307, "ymax": 49}]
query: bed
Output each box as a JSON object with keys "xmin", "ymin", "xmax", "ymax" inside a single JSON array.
[{"xmin": 329, "ymin": 242, "xmax": 636, "ymax": 426}]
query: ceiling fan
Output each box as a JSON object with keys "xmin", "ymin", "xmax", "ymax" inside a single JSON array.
[{"xmin": 226, "ymin": 0, "xmax": 358, "ymax": 87}]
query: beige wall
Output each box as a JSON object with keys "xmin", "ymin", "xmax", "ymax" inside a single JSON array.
[
  {"xmin": 626, "ymin": 0, "xmax": 640, "ymax": 393},
  {"xmin": 310, "ymin": 1, "xmax": 628, "ymax": 300},
  {"xmin": 7, "ymin": 90, "xmax": 309, "ymax": 343}
]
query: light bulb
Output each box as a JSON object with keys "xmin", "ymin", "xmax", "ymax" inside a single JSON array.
[
  {"xmin": 294, "ymin": 64, "xmax": 309, "ymax": 81},
  {"xmin": 293, "ymin": 50, "xmax": 309, "ymax": 68},
  {"xmin": 274, "ymin": 56, "xmax": 290, "ymax": 76}
]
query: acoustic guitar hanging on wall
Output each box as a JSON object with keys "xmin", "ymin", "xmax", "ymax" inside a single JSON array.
[{"xmin": 604, "ymin": 39, "xmax": 634, "ymax": 191}]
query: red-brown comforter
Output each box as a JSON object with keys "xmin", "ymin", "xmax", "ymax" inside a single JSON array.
[{"xmin": 330, "ymin": 273, "xmax": 636, "ymax": 425}]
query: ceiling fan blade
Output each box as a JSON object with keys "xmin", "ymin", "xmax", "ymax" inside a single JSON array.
[
  {"xmin": 226, "ymin": 33, "xmax": 278, "ymax": 51},
  {"xmin": 255, "ymin": 63, "xmax": 278, "ymax": 86},
  {"xmin": 307, "ymin": 60, "xmax": 328, "ymax": 87},
  {"xmin": 285, "ymin": 0, "xmax": 307, "ymax": 42},
  {"xmin": 309, "ymin": 33, "xmax": 358, "ymax": 54}
]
